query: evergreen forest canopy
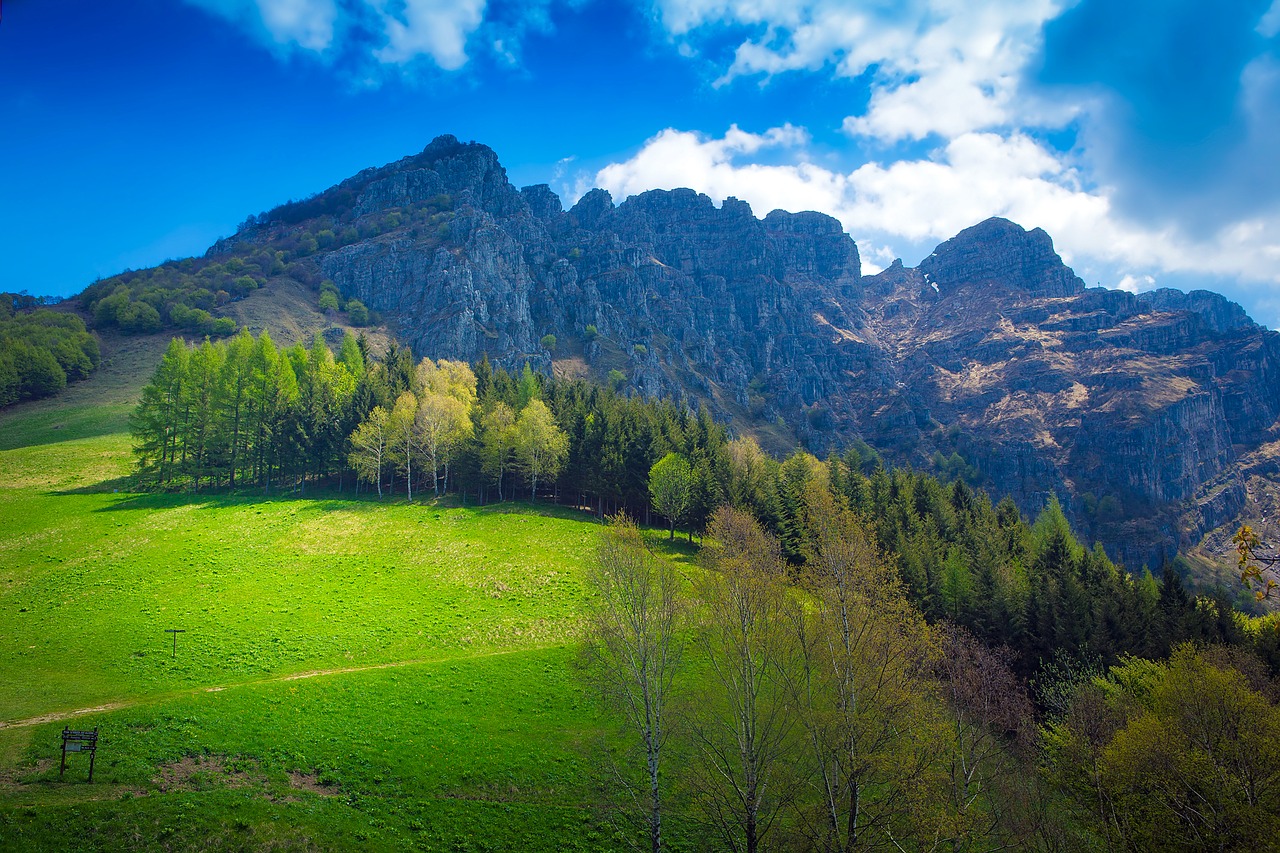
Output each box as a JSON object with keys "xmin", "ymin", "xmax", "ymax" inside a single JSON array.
[{"xmin": 0, "ymin": 292, "xmax": 100, "ymax": 407}]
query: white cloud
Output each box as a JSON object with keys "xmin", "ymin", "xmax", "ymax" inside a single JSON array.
[
  {"xmin": 653, "ymin": 0, "xmax": 1069, "ymax": 142},
  {"xmin": 186, "ymin": 0, "xmax": 494, "ymax": 71},
  {"xmin": 185, "ymin": 0, "xmax": 339, "ymax": 53},
  {"xmin": 1116, "ymin": 274, "xmax": 1157, "ymax": 294},
  {"xmin": 258, "ymin": 0, "xmax": 338, "ymax": 51},
  {"xmin": 589, "ymin": 125, "xmax": 1280, "ymax": 297},
  {"xmin": 373, "ymin": 0, "xmax": 487, "ymax": 69}
]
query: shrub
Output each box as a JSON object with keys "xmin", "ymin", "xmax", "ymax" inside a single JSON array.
[{"xmin": 346, "ymin": 299, "xmax": 369, "ymax": 326}]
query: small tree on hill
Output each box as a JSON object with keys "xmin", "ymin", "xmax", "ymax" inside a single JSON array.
[
  {"xmin": 515, "ymin": 399, "xmax": 567, "ymax": 500},
  {"xmin": 649, "ymin": 453, "xmax": 691, "ymax": 541}
]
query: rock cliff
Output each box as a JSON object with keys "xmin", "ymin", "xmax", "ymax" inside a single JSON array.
[{"xmin": 213, "ymin": 135, "xmax": 1280, "ymax": 569}]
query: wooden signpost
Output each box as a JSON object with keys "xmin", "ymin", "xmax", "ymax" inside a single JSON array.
[{"xmin": 60, "ymin": 727, "xmax": 98, "ymax": 782}]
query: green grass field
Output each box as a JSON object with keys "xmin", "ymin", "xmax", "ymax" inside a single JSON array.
[{"xmin": 0, "ymin": 371, "xmax": 699, "ymax": 850}]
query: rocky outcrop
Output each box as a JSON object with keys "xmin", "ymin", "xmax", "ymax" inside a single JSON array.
[{"xmin": 214, "ymin": 135, "xmax": 1280, "ymax": 570}]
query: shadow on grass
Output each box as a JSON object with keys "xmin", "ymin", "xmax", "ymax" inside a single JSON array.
[
  {"xmin": 67, "ymin": 486, "xmax": 609, "ymax": 528},
  {"xmin": 52, "ymin": 476, "xmax": 136, "ymax": 495}
]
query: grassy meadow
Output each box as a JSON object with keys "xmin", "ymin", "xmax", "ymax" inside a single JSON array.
[{"xmin": 0, "ymin": 351, "xmax": 698, "ymax": 850}]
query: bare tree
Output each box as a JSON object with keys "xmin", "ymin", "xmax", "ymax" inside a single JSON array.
[
  {"xmin": 689, "ymin": 506, "xmax": 797, "ymax": 853},
  {"xmin": 583, "ymin": 514, "xmax": 684, "ymax": 853}
]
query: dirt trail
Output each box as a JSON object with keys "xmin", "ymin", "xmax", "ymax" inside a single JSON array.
[{"xmin": 0, "ymin": 646, "xmax": 545, "ymax": 731}]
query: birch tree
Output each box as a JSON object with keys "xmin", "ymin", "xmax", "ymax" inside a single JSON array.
[
  {"xmin": 514, "ymin": 398, "xmax": 567, "ymax": 500},
  {"xmin": 348, "ymin": 405, "xmax": 391, "ymax": 497},
  {"xmin": 583, "ymin": 514, "xmax": 684, "ymax": 853}
]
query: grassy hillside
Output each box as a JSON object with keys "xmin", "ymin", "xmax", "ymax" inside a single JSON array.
[{"xmin": 0, "ymin": 386, "xmax": 696, "ymax": 849}]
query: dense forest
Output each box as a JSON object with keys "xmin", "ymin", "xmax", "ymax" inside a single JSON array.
[
  {"xmin": 0, "ymin": 293, "xmax": 100, "ymax": 407},
  {"xmin": 130, "ymin": 329, "xmax": 1280, "ymax": 849}
]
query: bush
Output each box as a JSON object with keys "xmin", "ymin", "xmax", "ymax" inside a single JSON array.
[
  {"xmin": 119, "ymin": 300, "xmax": 162, "ymax": 333},
  {"xmin": 540, "ymin": 334, "xmax": 557, "ymax": 352},
  {"xmin": 318, "ymin": 291, "xmax": 340, "ymax": 312},
  {"xmin": 346, "ymin": 299, "xmax": 369, "ymax": 326}
]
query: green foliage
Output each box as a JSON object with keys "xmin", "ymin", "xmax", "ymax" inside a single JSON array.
[
  {"xmin": 1042, "ymin": 645, "xmax": 1280, "ymax": 851},
  {"xmin": 345, "ymin": 298, "xmax": 369, "ymax": 326},
  {"xmin": 0, "ymin": 307, "xmax": 99, "ymax": 407},
  {"xmin": 649, "ymin": 452, "xmax": 692, "ymax": 539},
  {"xmin": 539, "ymin": 333, "xmax": 557, "ymax": 352},
  {"xmin": 583, "ymin": 324, "xmax": 597, "ymax": 342},
  {"xmin": 318, "ymin": 291, "xmax": 340, "ymax": 312}
]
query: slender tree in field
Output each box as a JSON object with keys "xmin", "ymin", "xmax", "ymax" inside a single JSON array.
[
  {"xmin": 416, "ymin": 392, "xmax": 471, "ymax": 496},
  {"xmin": 649, "ymin": 452, "xmax": 692, "ymax": 540},
  {"xmin": 413, "ymin": 358, "xmax": 477, "ymax": 496},
  {"xmin": 584, "ymin": 514, "xmax": 684, "ymax": 853},
  {"xmin": 514, "ymin": 398, "xmax": 568, "ymax": 500},
  {"xmin": 479, "ymin": 401, "xmax": 517, "ymax": 500},
  {"xmin": 132, "ymin": 337, "xmax": 190, "ymax": 488},
  {"xmin": 349, "ymin": 405, "xmax": 391, "ymax": 497},
  {"xmin": 388, "ymin": 391, "xmax": 418, "ymax": 499}
]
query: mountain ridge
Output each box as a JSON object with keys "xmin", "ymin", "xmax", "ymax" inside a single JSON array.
[{"xmin": 193, "ymin": 135, "xmax": 1280, "ymax": 569}]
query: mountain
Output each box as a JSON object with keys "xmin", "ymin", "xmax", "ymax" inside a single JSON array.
[{"xmin": 200, "ymin": 135, "xmax": 1280, "ymax": 569}]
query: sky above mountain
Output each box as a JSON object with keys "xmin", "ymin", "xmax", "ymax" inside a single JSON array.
[{"xmin": 4, "ymin": 0, "xmax": 1280, "ymax": 326}]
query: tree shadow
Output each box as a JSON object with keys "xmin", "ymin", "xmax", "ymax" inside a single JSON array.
[{"xmin": 50, "ymin": 476, "xmax": 135, "ymax": 495}]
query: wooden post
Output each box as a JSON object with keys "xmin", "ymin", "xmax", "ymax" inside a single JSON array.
[
  {"xmin": 166, "ymin": 628, "xmax": 186, "ymax": 658},
  {"xmin": 59, "ymin": 726, "xmax": 68, "ymax": 777},
  {"xmin": 87, "ymin": 727, "xmax": 97, "ymax": 783}
]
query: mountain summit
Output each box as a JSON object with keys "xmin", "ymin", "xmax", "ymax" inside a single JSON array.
[{"xmin": 201, "ymin": 135, "xmax": 1280, "ymax": 568}]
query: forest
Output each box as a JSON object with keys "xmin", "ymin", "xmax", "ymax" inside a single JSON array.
[{"xmin": 128, "ymin": 329, "xmax": 1280, "ymax": 851}]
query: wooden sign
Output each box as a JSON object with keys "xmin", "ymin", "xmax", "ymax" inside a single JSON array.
[{"xmin": 60, "ymin": 727, "xmax": 98, "ymax": 782}]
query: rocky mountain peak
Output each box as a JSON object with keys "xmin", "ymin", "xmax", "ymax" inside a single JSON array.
[{"xmin": 919, "ymin": 216, "xmax": 1085, "ymax": 297}]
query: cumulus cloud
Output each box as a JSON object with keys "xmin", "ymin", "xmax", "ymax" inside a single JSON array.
[
  {"xmin": 588, "ymin": 125, "xmax": 1280, "ymax": 299},
  {"xmin": 373, "ymin": 0, "xmax": 486, "ymax": 69},
  {"xmin": 184, "ymin": 0, "xmax": 553, "ymax": 75},
  {"xmin": 652, "ymin": 0, "xmax": 1069, "ymax": 142}
]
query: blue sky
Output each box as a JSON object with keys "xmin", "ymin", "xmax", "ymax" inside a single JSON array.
[{"xmin": 3, "ymin": 1, "xmax": 1280, "ymax": 327}]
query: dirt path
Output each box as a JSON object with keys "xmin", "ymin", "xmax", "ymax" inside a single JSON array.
[{"xmin": 0, "ymin": 646, "xmax": 546, "ymax": 731}]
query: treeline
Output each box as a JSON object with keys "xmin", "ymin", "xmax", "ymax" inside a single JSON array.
[
  {"xmin": 129, "ymin": 330, "xmax": 730, "ymax": 508},
  {"xmin": 1, "ymin": 295, "xmax": 100, "ymax": 407},
  {"xmin": 583, "ymin": 502, "xmax": 1280, "ymax": 853}
]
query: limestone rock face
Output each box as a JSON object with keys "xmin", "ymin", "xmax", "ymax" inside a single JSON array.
[{"xmin": 218, "ymin": 135, "xmax": 1280, "ymax": 569}]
